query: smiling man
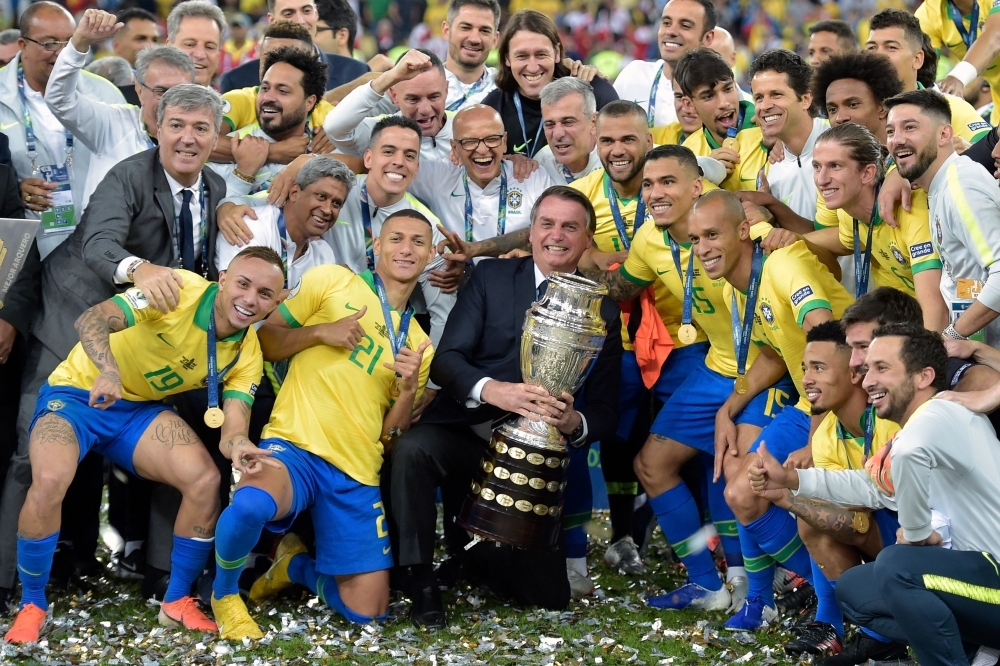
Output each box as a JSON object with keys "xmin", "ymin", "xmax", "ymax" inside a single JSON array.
[
  {"xmin": 442, "ymin": 0, "xmax": 501, "ymax": 111},
  {"xmin": 806, "ymin": 20, "xmax": 858, "ymax": 69},
  {"xmin": 166, "ymin": 1, "xmax": 225, "ymax": 87},
  {"xmin": 535, "ymin": 77, "xmax": 601, "ymax": 183},
  {"xmin": 112, "ymin": 8, "xmax": 160, "ymax": 67}
]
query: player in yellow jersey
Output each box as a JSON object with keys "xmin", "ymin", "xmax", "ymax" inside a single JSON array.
[
  {"xmin": 209, "ymin": 211, "xmax": 434, "ymax": 639},
  {"xmin": 675, "ymin": 48, "xmax": 767, "ymax": 193},
  {"xmin": 582, "ymin": 145, "xmax": 797, "ymax": 612},
  {"xmin": 4, "ymin": 248, "xmax": 286, "ymax": 645},
  {"xmin": 689, "ymin": 190, "xmax": 853, "ymax": 630}
]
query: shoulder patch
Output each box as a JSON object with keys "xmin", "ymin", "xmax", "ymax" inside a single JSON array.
[
  {"xmin": 122, "ymin": 287, "xmax": 149, "ymax": 310},
  {"xmin": 221, "ymin": 98, "xmax": 231, "ymax": 114},
  {"xmin": 249, "ymin": 382, "xmax": 258, "ymax": 396},
  {"xmin": 287, "ymin": 278, "xmax": 302, "ymax": 300},
  {"xmin": 910, "ymin": 241, "xmax": 935, "ymax": 260},
  {"xmin": 968, "ymin": 120, "xmax": 991, "ymax": 131},
  {"xmin": 790, "ymin": 285, "xmax": 814, "ymax": 306}
]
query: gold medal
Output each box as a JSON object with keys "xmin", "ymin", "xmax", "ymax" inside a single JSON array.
[
  {"xmin": 390, "ymin": 378, "xmax": 401, "ymax": 399},
  {"xmin": 735, "ymin": 374, "xmax": 749, "ymax": 395},
  {"xmin": 204, "ymin": 406, "xmax": 225, "ymax": 428},
  {"xmin": 677, "ymin": 323, "xmax": 697, "ymax": 345}
]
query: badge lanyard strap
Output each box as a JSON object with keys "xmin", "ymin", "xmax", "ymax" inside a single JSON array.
[
  {"xmin": 837, "ymin": 405, "xmax": 876, "ymax": 466},
  {"xmin": 373, "ymin": 272, "xmax": 414, "ymax": 357},
  {"xmin": 447, "ymin": 69, "xmax": 490, "ymax": 112},
  {"xmin": 360, "ymin": 181, "xmax": 376, "ymax": 270},
  {"xmin": 668, "ymin": 235, "xmax": 695, "ymax": 326},
  {"xmin": 463, "ymin": 167, "xmax": 507, "ymax": 242},
  {"xmin": 647, "ymin": 64, "xmax": 663, "ymax": 128},
  {"xmin": 276, "ymin": 210, "xmax": 290, "ymax": 288},
  {"xmin": 607, "ymin": 175, "xmax": 645, "ymax": 251},
  {"xmin": 948, "ymin": 0, "xmax": 979, "ymax": 49},
  {"xmin": 18, "ymin": 63, "xmax": 73, "ymax": 175},
  {"xmin": 174, "ymin": 178, "xmax": 208, "ymax": 275},
  {"xmin": 731, "ymin": 239, "xmax": 764, "ymax": 378},
  {"xmin": 206, "ymin": 299, "xmax": 247, "ymax": 414},
  {"xmin": 513, "ymin": 92, "xmax": 544, "ymax": 158},
  {"xmin": 558, "ymin": 162, "xmax": 575, "ymax": 183},
  {"xmin": 852, "ymin": 181, "xmax": 882, "ymax": 298}
]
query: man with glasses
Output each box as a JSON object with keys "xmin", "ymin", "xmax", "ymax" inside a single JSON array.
[
  {"xmin": 45, "ymin": 10, "xmax": 197, "ymax": 220},
  {"xmin": 0, "ymin": 1, "xmax": 125, "ymax": 260}
]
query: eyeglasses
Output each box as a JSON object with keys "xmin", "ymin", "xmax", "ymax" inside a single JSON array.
[
  {"xmin": 139, "ymin": 81, "xmax": 172, "ymax": 98},
  {"xmin": 23, "ymin": 36, "xmax": 70, "ymax": 52},
  {"xmin": 457, "ymin": 134, "xmax": 504, "ymax": 151}
]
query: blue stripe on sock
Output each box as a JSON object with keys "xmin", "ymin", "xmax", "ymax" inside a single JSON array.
[
  {"xmin": 648, "ymin": 483, "xmax": 721, "ymax": 591},
  {"xmin": 17, "ymin": 532, "xmax": 59, "ymax": 611}
]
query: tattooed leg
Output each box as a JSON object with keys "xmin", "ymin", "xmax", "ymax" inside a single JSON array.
[
  {"xmin": 19, "ymin": 414, "xmax": 81, "ymax": 539},
  {"xmin": 133, "ymin": 411, "xmax": 221, "ymax": 537}
]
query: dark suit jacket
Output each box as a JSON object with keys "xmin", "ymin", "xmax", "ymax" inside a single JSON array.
[
  {"xmin": 31, "ymin": 148, "xmax": 226, "ymax": 360},
  {"xmin": 424, "ymin": 256, "xmax": 622, "ymax": 446},
  {"xmin": 0, "ymin": 131, "xmax": 11, "ymax": 169},
  {"xmin": 0, "ymin": 163, "xmax": 40, "ymax": 338},
  {"xmin": 219, "ymin": 51, "xmax": 370, "ymax": 93}
]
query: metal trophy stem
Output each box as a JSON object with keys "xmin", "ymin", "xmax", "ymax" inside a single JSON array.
[{"xmin": 458, "ymin": 273, "xmax": 609, "ymax": 549}]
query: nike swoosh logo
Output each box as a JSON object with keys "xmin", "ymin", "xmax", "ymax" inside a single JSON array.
[
  {"xmin": 0, "ymin": 122, "xmax": 17, "ymax": 131},
  {"xmin": 382, "ymin": 545, "xmax": 391, "ymax": 555},
  {"xmin": 656, "ymin": 269, "xmax": 671, "ymax": 275},
  {"xmin": 945, "ymin": 40, "xmax": 965, "ymax": 49},
  {"xmin": 740, "ymin": 177, "xmax": 756, "ymax": 183},
  {"xmin": 450, "ymin": 191, "xmax": 463, "ymax": 197},
  {"xmin": 156, "ymin": 333, "xmax": 174, "ymax": 348},
  {"xmin": 513, "ymin": 143, "xmax": 527, "ymax": 152},
  {"xmin": 345, "ymin": 302, "xmax": 359, "ymax": 312}
]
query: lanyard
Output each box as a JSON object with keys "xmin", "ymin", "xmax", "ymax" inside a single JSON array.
[
  {"xmin": 948, "ymin": 0, "xmax": 979, "ymax": 49},
  {"xmin": 647, "ymin": 64, "xmax": 663, "ymax": 128},
  {"xmin": 360, "ymin": 181, "xmax": 376, "ymax": 270},
  {"xmin": 447, "ymin": 69, "xmax": 490, "ymax": 112},
  {"xmin": 175, "ymin": 178, "xmax": 209, "ymax": 276},
  {"xmin": 463, "ymin": 167, "xmax": 507, "ymax": 242},
  {"xmin": 853, "ymin": 181, "xmax": 882, "ymax": 298},
  {"xmin": 836, "ymin": 406, "xmax": 876, "ymax": 466},
  {"xmin": 667, "ymin": 234, "xmax": 695, "ymax": 326},
  {"xmin": 276, "ymin": 210, "xmax": 290, "ymax": 288},
  {"xmin": 18, "ymin": 63, "xmax": 73, "ymax": 175},
  {"xmin": 606, "ymin": 173, "xmax": 645, "ymax": 250},
  {"xmin": 206, "ymin": 299, "xmax": 246, "ymax": 415},
  {"xmin": 731, "ymin": 240, "xmax": 764, "ymax": 378},
  {"xmin": 513, "ymin": 92, "xmax": 544, "ymax": 158},
  {"xmin": 558, "ymin": 161, "xmax": 575, "ymax": 183},
  {"xmin": 373, "ymin": 272, "xmax": 413, "ymax": 357}
]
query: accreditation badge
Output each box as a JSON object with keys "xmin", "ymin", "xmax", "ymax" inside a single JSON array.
[{"xmin": 37, "ymin": 164, "xmax": 76, "ymax": 236}]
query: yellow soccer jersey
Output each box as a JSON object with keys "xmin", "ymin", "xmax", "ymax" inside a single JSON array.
[
  {"xmin": 651, "ymin": 123, "xmax": 687, "ymax": 146},
  {"xmin": 265, "ymin": 266, "xmax": 433, "ymax": 486},
  {"xmin": 682, "ymin": 101, "xmax": 768, "ymax": 193},
  {"xmin": 812, "ymin": 409, "xmax": 899, "ymax": 471},
  {"xmin": 571, "ymin": 169, "xmax": 699, "ymax": 351},
  {"xmin": 222, "ymin": 86, "xmax": 334, "ymax": 132},
  {"xmin": 725, "ymin": 241, "xmax": 853, "ymax": 413},
  {"xmin": 48, "ymin": 272, "xmax": 262, "ymax": 405},
  {"xmin": 835, "ymin": 189, "xmax": 942, "ymax": 295},
  {"xmin": 916, "ymin": 0, "xmax": 1000, "ymax": 126},
  {"xmin": 621, "ymin": 220, "xmax": 774, "ymax": 377},
  {"xmin": 941, "ymin": 87, "xmax": 993, "ymax": 142}
]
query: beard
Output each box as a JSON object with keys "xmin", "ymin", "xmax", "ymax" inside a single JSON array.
[
  {"xmin": 608, "ymin": 157, "xmax": 646, "ymax": 185},
  {"xmin": 896, "ymin": 143, "xmax": 938, "ymax": 182},
  {"xmin": 259, "ymin": 105, "xmax": 308, "ymax": 139},
  {"xmin": 449, "ymin": 40, "xmax": 485, "ymax": 68},
  {"xmin": 877, "ymin": 380, "xmax": 916, "ymax": 424}
]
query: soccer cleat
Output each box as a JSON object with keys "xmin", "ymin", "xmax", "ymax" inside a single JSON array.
[
  {"xmin": 3, "ymin": 603, "xmax": 47, "ymax": 644},
  {"xmin": 725, "ymin": 595, "xmax": 779, "ymax": 631},
  {"xmin": 817, "ymin": 630, "xmax": 909, "ymax": 666},
  {"xmin": 159, "ymin": 596, "xmax": 218, "ymax": 633},
  {"xmin": 567, "ymin": 568, "xmax": 595, "ymax": 599},
  {"xmin": 212, "ymin": 593, "xmax": 264, "ymax": 640},
  {"xmin": 115, "ymin": 546, "xmax": 146, "ymax": 581},
  {"xmin": 727, "ymin": 575, "xmax": 749, "ymax": 613},
  {"xmin": 647, "ymin": 581, "xmax": 731, "ymax": 611},
  {"xmin": 603, "ymin": 537, "xmax": 647, "ymax": 575},
  {"xmin": 774, "ymin": 565, "xmax": 808, "ymax": 594},
  {"xmin": 784, "ymin": 622, "xmax": 844, "ymax": 656},
  {"xmin": 776, "ymin": 581, "xmax": 816, "ymax": 615},
  {"xmin": 249, "ymin": 533, "xmax": 308, "ymax": 603}
]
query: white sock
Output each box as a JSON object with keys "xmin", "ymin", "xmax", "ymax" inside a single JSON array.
[
  {"xmin": 726, "ymin": 565, "xmax": 747, "ymax": 582},
  {"xmin": 124, "ymin": 540, "xmax": 145, "ymax": 558},
  {"xmin": 566, "ymin": 557, "xmax": 588, "ymax": 576}
]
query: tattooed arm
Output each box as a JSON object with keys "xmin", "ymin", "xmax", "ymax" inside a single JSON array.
[
  {"xmin": 74, "ymin": 299, "xmax": 130, "ymax": 409},
  {"xmin": 577, "ymin": 264, "xmax": 645, "ymax": 303},
  {"xmin": 466, "ymin": 228, "xmax": 531, "ymax": 259},
  {"xmin": 776, "ymin": 489, "xmax": 872, "ymax": 548},
  {"xmin": 219, "ymin": 398, "xmax": 278, "ymax": 475}
]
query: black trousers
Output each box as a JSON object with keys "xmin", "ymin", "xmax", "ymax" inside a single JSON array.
[
  {"xmin": 837, "ymin": 545, "xmax": 1000, "ymax": 666},
  {"xmin": 384, "ymin": 422, "xmax": 570, "ymax": 609}
]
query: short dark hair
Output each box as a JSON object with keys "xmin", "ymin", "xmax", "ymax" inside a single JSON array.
[
  {"xmin": 842, "ymin": 287, "xmax": 923, "ymax": 329},
  {"xmin": 816, "ymin": 123, "xmax": 885, "ymax": 178},
  {"xmin": 495, "ymin": 10, "xmax": 570, "ymax": 94},
  {"xmin": 748, "ymin": 48, "xmax": 812, "ymax": 99},
  {"xmin": 645, "ymin": 144, "xmax": 701, "ymax": 178},
  {"xmin": 869, "ymin": 8, "xmax": 925, "ymax": 50},
  {"xmin": 261, "ymin": 46, "xmax": 328, "ymax": 105},
  {"xmin": 262, "ymin": 19, "xmax": 313, "ymax": 46},
  {"xmin": 231, "ymin": 245, "xmax": 284, "ymax": 274},
  {"xmin": 370, "ymin": 114, "xmax": 423, "ymax": 148},
  {"xmin": 871, "ymin": 322, "xmax": 948, "ymax": 392},
  {"xmin": 806, "ymin": 320, "xmax": 849, "ymax": 349},
  {"xmin": 884, "ymin": 88, "xmax": 953, "ymax": 126},
  {"xmin": 530, "ymin": 185, "xmax": 597, "ymax": 233},
  {"xmin": 917, "ymin": 32, "xmax": 938, "ymax": 89},
  {"xmin": 674, "ymin": 47, "xmax": 733, "ymax": 97},
  {"xmin": 116, "ymin": 7, "xmax": 158, "ymax": 27},
  {"xmin": 383, "ymin": 209, "xmax": 433, "ymax": 229},
  {"xmin": 446, "ymin": 0, "xmax": 501, "ymax": 28},
  {"xmin": 397, "ymin": 47, "xmax": 445, "ymax": 77},
  {"xmin": 316, "ymin": 0, "xmax": 358, "ymax": 49},
  {"xmin": 666, "ymin": 0, "xmax": 717, "ymax": 35},
  {"xmin": 598, "ymin": 99, "xmax": 647, "ymax": 124},
  {"xmin": 812, "ymin": 52, "xmax": 903, "ymax": 115},
  {"xmin": 808, "ymin": 19, "xmax": 858, "ymax": 52}
]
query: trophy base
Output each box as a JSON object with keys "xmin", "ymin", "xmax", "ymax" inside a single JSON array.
[{"xmin": 457, "ymin": 418, "xmax": 570, "ymax": 550}]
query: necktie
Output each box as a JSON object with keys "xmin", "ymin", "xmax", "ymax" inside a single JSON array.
[
  {"xmin": 179, "ymin": 188, "xmax": 196, "ymax": 272},
  {"xmin": 536, "ymin": 279, "xmax": 549, "ymax": 302}
]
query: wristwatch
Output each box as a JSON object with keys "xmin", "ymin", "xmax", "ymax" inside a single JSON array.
[
  {"xmin": 852, "ymin": 511, "xmax": 871, "ymax": 534},
  {"xmin": 567, "ymin": 415, "xmax": 585, "ymax": 444},
  {"xmin": 943, "ymin": 324, "xmax": 968, "ymax": 340},
  {"xmin": 125, "ymin": 258, "xmax": 147, "ymax": 282}
]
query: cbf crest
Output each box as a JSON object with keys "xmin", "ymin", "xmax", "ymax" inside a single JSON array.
[
  {"xmin": 761, "ymin": 303, "xmax": 775, "ymax": 324},
  {"xmin": 891, "ymin": 247, "xmax": 906, "ymax": 265},
  {"xmin": 507, "ymin": 188, "xmax": 523, "ymax": 211}
]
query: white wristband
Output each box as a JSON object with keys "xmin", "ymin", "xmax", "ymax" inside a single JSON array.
[{"xmin": 947, "ymin": 60, "xmax": 979, "ymax": 88}]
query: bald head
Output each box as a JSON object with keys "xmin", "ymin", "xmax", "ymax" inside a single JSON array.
[
  {"xmin": 693, "ymin": 189, "xmax": 745, "ymax": 227},
  {"xmin": 453, "ymin": 104, "xmax": 504, "ymax": 137},
  {"xmin": 18, "ymin": 1, "xmax": 75, "ymax": 90},
  {"xmin": 452, "ymin": 104, "xmax": 507, "ymax": 186},
  {"xmin": 710, "ymin": 27, "xmax": 736, "ymax": 67},
  {"xmin": 20, "ymin": 1, "xmax": 73, "ymax": 38}
]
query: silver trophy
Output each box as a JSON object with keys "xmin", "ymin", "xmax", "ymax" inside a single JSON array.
[{"xmin": 458, "ymin": 273, "xmax": 609, "ymax": 548}]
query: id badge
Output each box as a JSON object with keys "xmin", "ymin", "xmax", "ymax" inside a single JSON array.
[
  {"xmin": 37, "ymin": 164, "xmax": 76, "ymax": 235},
  {"xmin": 951, "ymin": 298, "xmax": 986, "ymax": 342}
]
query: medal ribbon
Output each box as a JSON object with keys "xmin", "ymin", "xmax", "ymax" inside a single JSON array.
[
  {"xmin": 647, "ymin": 64, "xmax": 663, "ymax": 128},
  {"xmin": 447, "ymin": 69, "xmax": 490, "ymax": 112},
  {"xmin": 513, "ymin": 92, "xmax": 544, "ymax": 158},
  {"xmin": 206, "ymin": 298, "xmax": 246, "ymax": 415},
  {"xmin": 463, "ymin": 166, "xmax": 507, "ymax": 242},
  {"xmin": 373, "ymin": 272, "xmax": 413, "ymax": 357},
  {"xmin": 731, "ymin": 239, "xmax": 764, "ymax": 378},
  {"xmin": 18, "ymin": 63, "xmax": 74, "ymax": 175},
  {"xmin": 360, "ymin": 181, "xmax": 376, "ymax": 270},
  {"xmin": 668, "ymin": 234, "xmax": 695, "ymax": 326},
  {"xmin": 948, "ymin": 0, "xmax": 979, "ymax": 49},
  {"xmin": 853, "ymin": 181, "xmax": 882, "ymax": 298},
  {"xmin": 606, "ymin": 173, "xmax": 645, "ymax": 251},
  {"xmin": 836, "ymin": 405, "xmax": 876, "ymax": 466},
  {"xmin": 276, "ymin": 210, "xmax": 290, "ymax": 288}
]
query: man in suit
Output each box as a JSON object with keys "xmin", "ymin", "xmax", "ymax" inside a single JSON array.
[
  {"xmin": 219, "ymin": 0, "xmax": 368, "ymax": 93},
  {"xmin": 0, "ymin": 84, "xmax": 227, "ymax": 605},
  {"xmin": 385, "ymin": 185, "xmax": 623, "ymax": 628}
]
